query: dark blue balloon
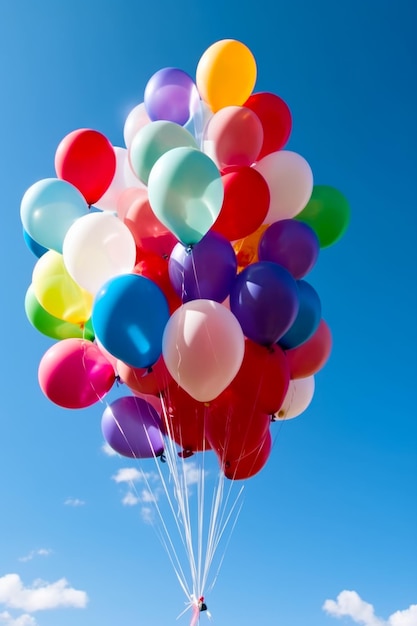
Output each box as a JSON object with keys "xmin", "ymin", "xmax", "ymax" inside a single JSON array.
[
  {"xmin": 278, "ymin": 280, "xmax": 322, "ymax": 350},
  {"xmin": 23, "ymin": 227, "xmax": 48, "ymax": 258},
  {"xmin": 92, "ymin": 274, "xmax": 170, "ymax": 368},
  {"xmin": 258, "ymin": 219, "xmax": 319, "ymax": 279},
  {"xmin": 168, "ymin": 231, "xmax": 237, "ymax": 302},
  {"xmin": 229, "ymin": 261, "xmax": 299, "ymax": 346}
]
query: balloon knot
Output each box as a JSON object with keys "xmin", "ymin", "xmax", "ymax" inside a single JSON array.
[
  {"xmin": 160, "ymin": 452, "xmax": 166, "ymax": 463},
  {"xmin": 178, "ymin": 448, "xmax": 194, "ymax": 459},
  {"xmin": 185, "ymin": 244, "xmax": 194, "ymax": 255}
]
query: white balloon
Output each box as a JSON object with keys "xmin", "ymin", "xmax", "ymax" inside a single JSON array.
[
  {"xmin": 63, "ymin": 212, "xmax": 136, "ymax": 295},
  {"xmin": 163, "ymin": 299, "xmax": 245, "ymax": 402},
  {"xmin": 274, "ymin": 375, "xmax": 315, "ymax": 420},
  {"xmin": 94, "ymin": 147, "xmax": 144, "ymax": 212},
  {"xmin": 123, "ymin": 102, "xmax": 151, "ymax": 149},
  {"xmin": 254, "ymin": 150, "xmax": 313, "ymax": 222}
]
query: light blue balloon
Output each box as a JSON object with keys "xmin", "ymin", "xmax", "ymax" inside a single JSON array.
[
  {"xmin": 129, "ymin": 120, "xmax": 198, "ymax": 185},
  {"xmin": 147, "ymin": 146, "xmax": 224, "ymax": 246},
  {"xmin": 20, "ymin": 178, "xmax": 88, "ymax": 253}
]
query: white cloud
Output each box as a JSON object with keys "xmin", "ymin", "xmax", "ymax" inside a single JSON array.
[
  {"xmin": 323, "ymin": 591, "xmax": 417, "ymax": 626},
  {"xmin": 102, "ymin": 442, "xmax": 117, "ymax": 456},
  {"xmin": 183, "ymin": 462, "xmax": 206, "ymax": 487},
  {"xmin": 140, "ymin": 507, "xmax": 155, "ymax": 524},
  {"xmin": 140, "ymin": 488, "xmax": 158, "ymax": 503},
  {"xmin": 389, "ymin": 605, "xmax": 417, "ymax": 626},
  {"xmin": 64, "ymin": 498, "xmax": 85, "ymax": 507},
  {"xmin": 112, "ymin": 468, "xmax": 142, "ymax": 484},
  {"xmin": 0, "ymin": 611, "xmax": 37, "ymax": 626},
  {"xmin": 122, "ymin": 492, "xmax": 140, "ymax": 506},
  {"xmin": 0, "ymin": 574, "xmax": 88, "ymax": 612},
  {"xmin": 18, "ymin": 550, "xmax": 52, "ymax": 563}
]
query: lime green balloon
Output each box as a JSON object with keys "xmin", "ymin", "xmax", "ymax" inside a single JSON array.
[
  {"xmin": 295, "ymin": 185, "xmax": 350, "ymax": 248},
  {"xmin": 25, "ymin": 285, "xmax": 95, "ymax": 341}
]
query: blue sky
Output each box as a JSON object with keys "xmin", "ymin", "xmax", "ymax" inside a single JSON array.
[{"xmin": 0, "ymin": 1, "xmax": 416, "ymax": 625}]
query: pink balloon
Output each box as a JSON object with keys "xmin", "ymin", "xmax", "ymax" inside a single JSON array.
[
  {"xmin": 203, "ymin": 106, "xmax": 263, "ymax": 170},
  {"xmin": 132, "ymin": 392, "xmax": 163, "ymax": 415},
  {"xmin": 116, "ymin": 187, "xmax": 145, "ymax": 221},
  {"xmin": 123, "ymin": 188, "xmax": 177, "ymax": 257},
  {"xmin": 38, "ymin": 338, "xmax": 116, "ymax": 408},
  {"xmin": 162, "ymin": 299, "xmax": 245, "ymax": 402}
]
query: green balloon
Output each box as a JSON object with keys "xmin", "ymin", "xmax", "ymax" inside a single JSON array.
[
  {"xmin": 295, "ymin": 185, "xmax": 350, "ymax": 248},
  {"xmin": 148, "ymin": 146, "xmax": 224, "ymax": 246},
  {"xmin": 25, "ymin": 285, "xmax": 95, "ymax": 341},
  {"xmin": 129, "ymin": 120, "xmax": 198, "ymax": 185}
]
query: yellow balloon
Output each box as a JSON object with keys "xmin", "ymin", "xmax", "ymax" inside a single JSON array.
[
  {"xmin": 32, "ymin": 250, "xmax": 93, "ymax": 324},
  {"xmin": 196, "ymin": 39, "xmax": 257, "ymax": 112}
]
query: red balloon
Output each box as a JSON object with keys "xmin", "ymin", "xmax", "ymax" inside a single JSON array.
[
  {"xmin": 244, "ymin": 92, "xmax": 292, "ymax": 159},
  {"xmin": 229, "ymin": 339, "xmax": 290, "ymax": 414},
  {"xmin": 160, "ymin": 385, "xmax": 211, "ymax": 454},
  {"xmin": 221, "ymin": 429, "xmax": 272, "ymax": 480},
  {"xmin": 286, "ymin": 318, "xmax": 332, "ymax": 379},
  {"xmin": 123, "ymin": 188, "xmax": 177, "ymax": 258},
  {"xmin": 206, "ymin": 389, "xmax": 271, "ymax": 463},
  {"xmin": 38, "ymin": 338, "xmax": 116, "ymax": 409},
  {"xmin": 133, "ymin": 251, "xmax": 182, "ymax": 315},
  {"xmin": 211, "ymin": 166, "xmax": 270, "ymax": 242},
  {"xmin": 55, "ymin": 129, "xmax": 116, "ymax": 205},
  {"xmin": 117, "ymin": 354, "xmax": 172, "ymax": 396}
]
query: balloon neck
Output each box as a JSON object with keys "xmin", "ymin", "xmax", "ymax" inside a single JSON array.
[
  {"xmin": 185, "ymin": 244, "xmax": 194, "ymax": 255},
  {"xmin": 178, "ymin": 448, "xmax": 194, "ymax": 459}
]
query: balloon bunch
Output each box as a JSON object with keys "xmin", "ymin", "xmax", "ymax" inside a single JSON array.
[{"xmin": 21, "ymin": 39, "xmax": 350, "ymax": 481}]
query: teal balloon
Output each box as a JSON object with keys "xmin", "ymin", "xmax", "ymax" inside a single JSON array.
[
  {"xmin": 25, "ymin": 285, "xmax": 95, "ymax": 341},
  {"xmin": 129, "ymin": 120, "xmax": 198, "ymax": 185},
  {"xmin": 20, "ymin": 178, "xmax": 88, "ymax": 253},
  {"xmin": 147, "ymin": 146, "xmax": 223, "ymax": 246}
]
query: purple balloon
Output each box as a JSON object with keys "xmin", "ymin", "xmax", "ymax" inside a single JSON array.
[
  {"xmin": 258, "ymin": 219, "xmax": 319, "ymax": 279},
  {"xmin": 229, "ymin": 261, "xmax": 299, "ymax": 346},
  {"xmin": 168, "ymin": 231, "xmax": 237, "ymax": 303},
  {"xmin": 101, "ymin": 396, "xmax": 164, "ymax": 459},
  {"xmin": 278, "ymin": 280, "xmax": 322, "ymax": 350},
  {"xmin": 144, "ymin": 68, "xmax": 200, "ymax": 126}
]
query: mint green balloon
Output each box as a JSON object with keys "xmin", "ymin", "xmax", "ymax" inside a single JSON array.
[
  {"xmin": 20, "ymin": 178, "xmax": 88, "ymax": 253},
  {"xmin": 147, "ymin": 146, "xmax": 223, "ymax": 246},
  {"xmin": 25, "ymin": 285, "xmax": 95, "ymax": 341},
  {"xmin": 129, "ymin": 120, "xmax": 198, "ymax": 185},
  {"xmin": 295, "ymin": 185, "xmax": 350, "ymax": 248}
]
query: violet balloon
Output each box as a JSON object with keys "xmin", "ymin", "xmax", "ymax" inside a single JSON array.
[
  {"xmin": 258, "ymin": 219, "xmax": 319, "ymax": 279},
  {"xmin": 144, "ymin": 67, "xmax": 200, "ymax": 126},
  {"xmin": 278, "ymin": 280, "xmax": 322, "ymax": 350},
  {"xmin": 168, "ymin": 231, "xmax": 237, "ymax": 302},
  {"xmin": 229, "ymin": 261, "xmax": 299, "ymax": 346},
  {"xmin": 101, "ymin": 396, "xmax": 164, "ymax": 458}
]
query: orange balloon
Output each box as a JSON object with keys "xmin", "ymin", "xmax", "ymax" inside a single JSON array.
[
  {"xmin": 196, "ymin": 39, "xmax": 257, "ymax": 112},
  {"xmin": 233, "ymin": 223, "xmax": 269, "ymax": 271}
]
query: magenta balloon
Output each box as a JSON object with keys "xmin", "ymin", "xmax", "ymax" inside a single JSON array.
[
  {"xmin": 258, "ymin": 219, "xmax": 319, "ymax": 279},
  {"xmin": 168, "ymin": 231, "xmax": 237, "ymax": 302},
  {"xmin": 229, "ymin": 261, "xmax": 299, "ymax": 346},
  {"xmin": 101, "ymin": 396, "xmax": 164, "ymax": 458},
  {"xmin": 144, "ymin": 68, "xmax": 200, "ymax": 126},
  {"xmin": 38, "ymin": 338, "xmax": 116, "ymax": 408}
]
